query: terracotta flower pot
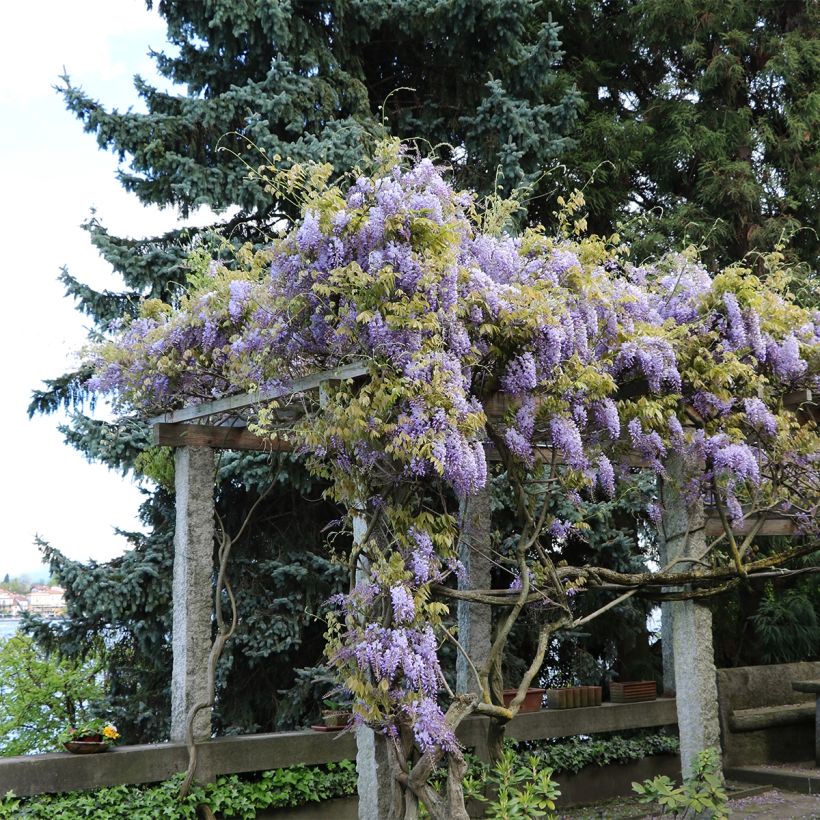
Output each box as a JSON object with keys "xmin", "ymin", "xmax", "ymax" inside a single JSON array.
[
  {"xmin": 502, "ymin": 688, "xmax": 545, "ymax": 713},
  {"xmin": 609, "ymin": 680, "xmax": 657, "ymax": 703},
  {"xmin": 64, "ymin": 740, "xmax": 108, "ymax": 754},
  {"xmin": 546, "ymin": 689, "xmax": 567, "ymax": 709}
]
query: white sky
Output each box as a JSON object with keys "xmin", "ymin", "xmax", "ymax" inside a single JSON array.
[{"xmin": 0, "ymin": 2, "xmax": 218, "ymax": 577}]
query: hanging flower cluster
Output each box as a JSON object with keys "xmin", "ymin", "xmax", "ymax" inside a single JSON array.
[{"xmin": 87, "ymin": 143, "xmax": 820, "ymax": 756}]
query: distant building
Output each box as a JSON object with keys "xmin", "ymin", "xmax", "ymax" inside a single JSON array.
[
  {"xmin": 0, "ymin": 588, "xmax": 17, "ymax": 616},
  {"xmin": 27, "ymin": 585, "xmax": 66, "ymax": 617}
]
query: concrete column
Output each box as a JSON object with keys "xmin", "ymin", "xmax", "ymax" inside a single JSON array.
[
  {"xmin": 170, "ymin": 446, "xmax": 215, "ymax": 742},
  {"xmin": 456, "ymin": 485, "xmax": 493, "ymax": 695},
  {"xmin": 657, "ymin": 526, "xmax": 676, "ymax": 697},
  {"xmin": 661, "ymin": 454, "xmax": 721, "ymax": 778},
  {"xmin": 352, "ymin": 513, "xmax": 401, "ymax": 819}
]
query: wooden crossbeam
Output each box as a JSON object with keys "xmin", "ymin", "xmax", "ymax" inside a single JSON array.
[
  {"xmin": 704, "ymin": 515, "xmax": 796, "ymax": 538},
  {"xmin": 148, "ymin": 361, "xmax": 368, "ymax": 425},
  {"xmin": 153, "ymin": 423, "xmax": 293, "ymax": 453},
  {"xmin": 784, "ymin": 388, "xmax": 813, "ymax": 409}
]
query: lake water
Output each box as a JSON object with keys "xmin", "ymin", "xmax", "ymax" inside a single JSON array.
[{"xmin": 0, "ymin": 619, "xmax": 20, "ymax": 639}]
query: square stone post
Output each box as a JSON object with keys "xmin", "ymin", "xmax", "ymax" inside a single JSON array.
[
  {"xmin": 170, "ymin": 445, "xmax": 215, "ymax": 742},
  {"xmin": 352, "ymin": 513, "xmax": 402, "ymax": 818},
  {"xmin": 456, "ymin": 485, "xmax": 493, "ymax": 696},
  {"xmin": 660, "ymin": 454, "xmax": 721, "ymax": 778},
  {"xmin": 456, "ymin": 484, "xmax": 493, "ymax": 763},
  {"xmin": 657, "ymin": 528, "xmax": 676, "ymax": 697}
]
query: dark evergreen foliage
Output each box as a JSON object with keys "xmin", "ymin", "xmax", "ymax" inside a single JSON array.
[
  {"xmin": 30, "ymin": 0, "xmax": 817, "ymax": 739},
  {"xmin": 557, "ymin": 0, "xmax": 819, "ymax": 268}
]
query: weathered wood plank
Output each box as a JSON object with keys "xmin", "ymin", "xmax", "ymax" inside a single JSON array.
[
  {"xmin": 784, "ymin": 389, "xmax": 813, "ymax": 409},
  {"xmin": 153, "ymin": 423, "xmax": 293, "ymax": 452},
  {"xmin": 148, "ymin": 361, "xmax": 369, "ymax": 425},
  {"xmin": 704, "ymin": 516, "xmax": 796, "ymax": 538}
]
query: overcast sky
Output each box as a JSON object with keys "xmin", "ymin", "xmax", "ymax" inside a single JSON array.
[{"xmin": 0, "ymin": 2, "xmax": 213, "ymax": 577}]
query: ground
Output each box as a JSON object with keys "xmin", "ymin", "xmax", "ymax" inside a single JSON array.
[{"xmin": 557, "ymin": 787, "xmax": 820, "ymax": 819}]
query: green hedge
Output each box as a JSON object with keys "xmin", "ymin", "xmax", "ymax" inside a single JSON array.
[
  {"xmin": 525, "ymin": 731, "xmax": 680, "ymax": 775},
  {"xmin": 0, "ymin": 762, "xmax": 357, "ymax": 819}
]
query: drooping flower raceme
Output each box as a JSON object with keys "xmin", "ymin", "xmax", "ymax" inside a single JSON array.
[{"xmin": 85, "ymin": 147, "xmax": 820, "ymax": 758}]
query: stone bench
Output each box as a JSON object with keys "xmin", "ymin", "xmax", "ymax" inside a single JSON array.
[
  {"xmin": 729, "ymin": 702, "xmax": 815, "ymax": 732},
  {"xmin": 717, "ymin": 661, "xmax": 820, "ymax": 767}
]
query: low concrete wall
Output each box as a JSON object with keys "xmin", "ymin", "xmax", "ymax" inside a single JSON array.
[
  {"xmin": 716, "ymin": 661, "xmax": 820, "ymax": 767},
  {"xmin": 0, "ymin": 700, "xmax": 678, "ymax": 799},
  {"xmin": 555, "ymin": 754, "xmax": 681, "ymax": 807},
  {"xmin": 252, "ymin": 797, "xmax": 359, "ymax": 820},
  {"xmin": 228, "ymin": 756, "xmax": 683, "ymax": 818},
  {"xmin": 507, "ymin": 699, "xmax": 678, "ymax": 742},
  {"xmin": 0, "ymin": 731, "xmax": 357, "ymax": 799}
]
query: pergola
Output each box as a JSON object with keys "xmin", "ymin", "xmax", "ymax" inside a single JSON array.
[{"xmin": 150, "ymin": 361, "xmax": 811, "ymax": 815}]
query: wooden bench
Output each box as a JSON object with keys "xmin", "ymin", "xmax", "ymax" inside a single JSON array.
[
  {"xmin": 716, "ymin": 661, "xmax": 820, "ymax": 767},
  {"xmin": 791, "ymin": 679, "xmax": 820, "ymax": 766},
  {"xmin": 729, "ymin": 702, "xmax": 815, "ymax": 732}
]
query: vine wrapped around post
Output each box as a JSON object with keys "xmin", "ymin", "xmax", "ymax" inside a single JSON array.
[{"xmin": 86, "ymin": 142, "xmax": 820, "ymax": 816}]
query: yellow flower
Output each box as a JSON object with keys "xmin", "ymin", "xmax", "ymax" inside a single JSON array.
[{"xmin": 102, "ymin": 724, "xmax": 120, "ymax": 740}]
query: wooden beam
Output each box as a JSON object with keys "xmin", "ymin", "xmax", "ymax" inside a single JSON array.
[
  {"xmin": 148, "ymin": 361, "xmax": 368, "ymax": 425},
  {"xmin": 784, "ymin": 389, "xmax": 813, "ymax": 409},
  {"xmin": 153, "ymin": 423, "xmax": 293, "ymax": 452},
  {"xmin": 485, "ymin": 444, "xmax": 648, "ymax": 468},
  {"xmin": 705, "ymin": 515, "xmax": 796, "ymax": 538}
]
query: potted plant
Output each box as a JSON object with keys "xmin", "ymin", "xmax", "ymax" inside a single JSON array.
[
  {"xmin": 59, "ymin": 719, "xmax": 120, "ymax": 753},
  {"xmin": 321, "ymin": 698, "xmax": 352, "ymax": 729}
]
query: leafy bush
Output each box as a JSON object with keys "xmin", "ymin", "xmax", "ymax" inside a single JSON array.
[
  {"xmin": 632, "ymin": 747, "xmax": 727, "ymax": 819},
  {"xmin": 520, "ymin": 731, "xmax": 679, "ymax": 775},
  {"xmin": 752, "ymin": 586, "xmax": 820, "ymax": 664},
  {"xmin": 0, "ymin": 635, "xmax": 105, "ymax": 756},
  {"xmin": 465, "ymin": 749, "xmax": 560, "ymax": 820},
  {"xmin": 0, "ymin": 761, "xmax": 357, "ymax": 819}
]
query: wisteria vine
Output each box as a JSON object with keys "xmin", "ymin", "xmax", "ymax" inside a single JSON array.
[{"xmin": 87, "ymin": 142, "xmax": 820, "ymax": 816}]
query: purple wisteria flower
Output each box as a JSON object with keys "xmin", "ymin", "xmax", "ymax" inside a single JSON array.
[
  {"xmin": 390, "ymin": 585, "xmax": 416, "ymax": 624},
  {"xmin": 551, "ymin": 416, "xmax": 587, "ymax": 470},
  {"xmin": 743, "ymin": 397, "xmax": 777, "ymax": 437},
  {"xmin": 85, "ymin": 151, "xmax": 820, "ymax": 763}
]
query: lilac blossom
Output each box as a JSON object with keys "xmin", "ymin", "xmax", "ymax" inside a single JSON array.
[
  {"xmin": 597, "ymin": 455, "xmax": 616, "ymax": 497},
  {"xmin": 628, "ymin": 418, "xmax": 667, "ymax": 472},
  {"xmin": 768, "ymin": 335, "xmax": 807, "ymax": 383}
]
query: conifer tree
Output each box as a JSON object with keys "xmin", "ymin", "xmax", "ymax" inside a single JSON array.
[
  {"xmin": 30, "ymin": 0, "xmax": 817, "ymax": 740},
  {"xmin": 30, "ymin": 0, "xmax": 581, "ymax": 741},
  {"xmin": 557, "ymin": 0, "xmax": 819, "ymax": 268}
]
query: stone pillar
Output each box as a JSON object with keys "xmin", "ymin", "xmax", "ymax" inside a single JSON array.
[
  {"xmin": 657, "ymin": 527, "xmax": 676, "ymax": 697},
  {"xmin": 456, "ymin": 485, "xmax": 493, "ymax": 696},
  {"xmin": 661, "ymin": 455, "xmax": 721, "ymax": 778},
  {"xmin": 170, "ymin": 446, "xmax": 215, "ymax": 742},
  {"xmin": 352, "ymin": 513, "xmax": 400, "ymax": 819}
]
